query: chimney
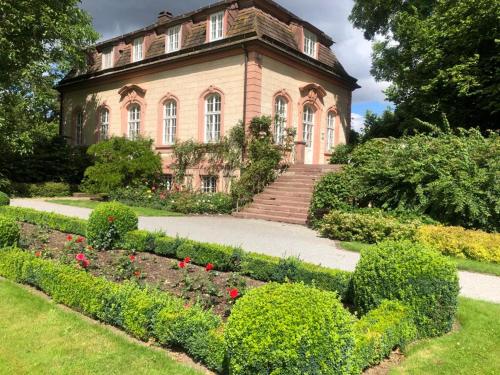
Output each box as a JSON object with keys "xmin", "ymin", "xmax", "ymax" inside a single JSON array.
[{"xmin": 158, "ymin": 10, "xmax": 173, "ymax": 23}]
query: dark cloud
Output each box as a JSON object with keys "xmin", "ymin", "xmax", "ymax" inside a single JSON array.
[{"xmin": 80, "ymin": 0, "xmax": 390, "ymax": 112}]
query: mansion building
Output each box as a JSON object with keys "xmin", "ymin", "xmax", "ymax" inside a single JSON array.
[{"xmin": 58, "ymin": 0, "xmax": 359, "ymax": 192}]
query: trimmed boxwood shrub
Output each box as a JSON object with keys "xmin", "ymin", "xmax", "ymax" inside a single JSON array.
[
  {"xmin": 319, "ymin": 210, "xmax": 419, "ymax": 243},
  {"xmin": 352, "ymin": 240, "xmax": 459, "ymax": 338},
  {"xmin": 0, "ymin": 192, "xmax": 10, "ymax": 206},
  {"xmin": 0, "ymin": 215, "xmax": 20, "ymax": 247},
  {"xmin": 225, "ymin": 283, "xmax": 356, "ymax": 375},
  {"xmin": 353, "ymin": 300, "xmax": 417, "ymax": 371},
  {"xmin": 87, "ymin": 202, "xmax": 138, "ymax": 250}
]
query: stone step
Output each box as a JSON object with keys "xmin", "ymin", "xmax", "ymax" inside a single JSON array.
[
  {"xmin": 233, "ymin": 211, "xmax": 307, "ymax": 225},
  {"xmin": 259, "ymin": 190, "xmax": 312, "ymax": 198},
  {"xmin": 247, "ymin": 204, "xmax": 310, "ymax": 215},
  {"xmin": 264, "ymin": 185, "xmax": 314, "ymax": 193}
]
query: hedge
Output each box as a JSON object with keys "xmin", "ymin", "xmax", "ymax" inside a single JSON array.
[
  {"xmin": 0, "ymin": 247, "xmax": 225, "ymax": 372},
  {"xmin": 353, "ymin": 300, "xmax": 417, "ymax": 372},
  {"xmin": 122, "ymin": 230, "xmax": 353, "ymax": 300},
  {"xmin": 10, "ymin": 182, "xmax": 72, "ymax": 197},
  {"xmin": 0, "ymin": 191, "xmax": 9, "ymax": 206},
  {"xmin": 0, "ymin": 215, "xmax": 20, "ymax": 247},
  {"xmin": 0, "ymin": 206, "xmax": 87, "ymax": 235},
  {"xmin": 417, "ymin": 225, "xmax": 500, "ymax": 263}
]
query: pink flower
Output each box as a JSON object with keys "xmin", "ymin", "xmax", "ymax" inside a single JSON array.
[
  {"xmin": 228, "ymin": 288, "xmax": 239, "ymax": 299},
  {"xmin": 75, "ymin": 253, "xmax": 86, "ymax": 261},
  {"xmin": 81, "ymin": 259, "xmax": 90, "ymax": 268},
  {"xmin": 205, "ymin": 263, "xmax": 214, "ymax": 272},
  {"xmin": 129, "ymin": 255, "xmax": 136, "ymax": 262},
  {"xmin": 76, "ymin": 236, "xmax": 84, "ymax": 243},
  {"xmin": 178, "ymin": 261, "xmax": 186, "ymax": 269},
  {"xmin": 184, "ymin": 257, "xmax": 191, "ymax": 264}
]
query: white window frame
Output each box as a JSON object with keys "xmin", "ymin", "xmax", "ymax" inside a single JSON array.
[
  {"xmin": 132, "ymin": 37, "xmax": 144, "ymax": 62},
  {"xmin": 304, "ymin": 29, "xmax": 317, "ymax": 58},
  {"xmin": 303, "ymin": 106, "xmax": 315, "ymax": 147},
  {"xmin": 202, "ymin": 176, "xmax": 217, "ymax": 193},
  {"xmin": 209, "ymin": 12, "xmax": 224, "ymax": 42},
  {"xmin": 274, "ymin": 97, "xmax": 287, "ymax": 145},
  {"xmin": 100, "ymin": 109, "xmax": 110, "ymax": 141},
  {"xmin": 101, "ymin": 47, "xmax": 113, "ymax": 69},
  {"xmin": 326, "ymin": 112, "xmax": 336, "ymax": 152},
  {"xmin": 166, "ymin": 25, "xmax": 181, "ymax": 53},
  {"xmin": 205, "ymin": 94, "xmax": 221, "ymax": 143},
  {"xmin": 163, "ymin": 100, "xmax": 177, "ymax": 145},
  {"xmin": 128, "ymin": 105, "xmax": 141, "ymax": 140},
  {"xmin": 76, "ymin": 111, "xmax": 84, "ymax": 145}
]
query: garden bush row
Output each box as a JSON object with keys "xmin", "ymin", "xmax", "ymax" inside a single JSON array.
[
  {"xmin": 9, "ymin": 182, "xmax": 72, "ymax": 197},
  {"xmin": 0, "ymin": 247, "xmax": 226, "ymax": 371},
  {"xmin": 0, "ymin": 191, "xmax": 9, "ymax": 206},
  {"xmin": 319, "ymin": 209, "xmax": 499, "ymax": 264}
]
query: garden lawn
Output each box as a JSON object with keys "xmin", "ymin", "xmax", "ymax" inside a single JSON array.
[
  {"xmin": 339, "ymin": 242, "xmax": 500, "ymax": 277},
  {"xmin": 0, "ymin": 279, "xmax": 202, "ymax": 375},
  {"xmin": 390, "ymin": 298, "xmax": 500, "ymax": 375},
  {"xmin": 48, "ymin": 199, "xmax": 183, "ymax": 217}
]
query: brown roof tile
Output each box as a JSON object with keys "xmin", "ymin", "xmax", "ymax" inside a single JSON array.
[{"xmin": 147, "ymin": 35, "xmax": 166, "ymax": 59}]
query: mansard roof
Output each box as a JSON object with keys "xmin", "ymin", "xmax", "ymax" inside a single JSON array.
[{"xmin": 59, "ymin": 0, "xmax": 359, "ymax": 90}]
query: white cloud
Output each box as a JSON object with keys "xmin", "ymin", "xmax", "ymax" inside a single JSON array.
[{"xmin": 351, "ymin": 113, "xmax": 365, "ymax": 132}]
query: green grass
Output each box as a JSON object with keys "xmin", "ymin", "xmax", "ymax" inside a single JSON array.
[
  {"xmin": 390, "ymin": 298, "xmax": 500, "ymax": 375},
  {"xmin": 0, "ymin": 279, "xmax": 202, "ymax": 375},
  {"xmin": 48, "ymin": 199, "xmax": 183, "ymax": 217},
  {"xmin": 339, "ymin": 241, "xmax": 500, "ymax": 276}
]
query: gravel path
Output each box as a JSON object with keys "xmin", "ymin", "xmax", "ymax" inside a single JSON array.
[{"xmin": 10, "ymin": 199, "xmax": 500, "ymax": 303}]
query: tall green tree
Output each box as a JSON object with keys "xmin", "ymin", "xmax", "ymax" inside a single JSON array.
[
  {"xmin": 0, "ymin": 0, "xmax": 98, "ymax": 188},
  {"xmin": 350, "ymin": 0, "xmax": 500, "ymax": 131}
]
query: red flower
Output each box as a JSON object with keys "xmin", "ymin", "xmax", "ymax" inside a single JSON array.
[
  {"xmin": 178, "ymin": 261, "xmax": 186, "ymax": 269},
  {"xmin": 76, "ymin": 236, "xmax": 84, "ymax": 243},
  {"xmin": 129, "ymin": 255, "xmax": 136, "ymax": 262},
  {"xmin": 66, "ymin": 235, "xmax": 73, "ymax": 241},
  {"xmin": 205, "ymin": 263, "xmax": 214, "ymax": 272},
  {"xmin": 107, "ymin": 216, "xmax": 115, "ymax": 223},
  {"xmin": 75, "ymin": 253, "xmax": 86, "ymax": 261},
  {"xmin": 81, "ymin": 259, "xmax": 90, "ymax": 268},
  {"xmin": 229, "ymin": 288, "xmax": 239, "ymax": 299},
  {"xmin": 35, "ymin": 251, "xmax": 42, "ymax": 258},
  {"xmin": 184, "ymin": 257, "xmax": 191, "ymax": 264},
  {"xmin": 133, "ymin": 271, "xmax": 141, "ymax": 277}
]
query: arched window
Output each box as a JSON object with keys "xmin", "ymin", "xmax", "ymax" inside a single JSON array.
[
  {"xmin": 205, "ymin": 94, "xmax": 221, "ymax": 143},
  {"xmin": 326, "ymin": 112, "xmax": 335, "ymax": 152},
  {"xmin": 75, "ymin": 111, "xmax": 84, "ymax": 145},
  {"xmin": 128, "ymin": 104, "xmax": 141, "ymax": 140},
  {"xmin": 100, "ymin": 108, "xmax": 110, "ymax": 141},
  {"xmin": 274, "ymin": 96, "xmax": 287, "ymax": 145},
  {"xmin": 302, "ymin": 105, "xmax": 315, "ymax": 147},
  {"xmin": 163, "ymin": 100, "xmax": 177, "ymax": 145}
]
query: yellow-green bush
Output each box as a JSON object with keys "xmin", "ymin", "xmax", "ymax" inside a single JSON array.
[{"xmin": 417, "ymin": 225, "xmax": 500, "ymax": 263}]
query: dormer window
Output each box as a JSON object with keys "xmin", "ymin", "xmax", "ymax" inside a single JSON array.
[
  {"xmin": 209, "ymin": 12, "xmax": 224, "ymax": 42},
  {"xmin": 102, "ymin": 48, "xmax": 113, "ymax": 69},
  {"xmin": 133, "ymin": 37, "xmax": 144, "ymax": 62},
  {"xmin": 166, "ymin": 25, "xmax": 181, "ymax": 53},
  {"xmin": 304, "ymin": 30, "xmax": 317, "ymax": 58}
]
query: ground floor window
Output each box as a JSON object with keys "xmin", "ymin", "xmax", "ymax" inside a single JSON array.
[{"xmin": 201, "ymin": 176, "xmax": 217, "ymax": 193}]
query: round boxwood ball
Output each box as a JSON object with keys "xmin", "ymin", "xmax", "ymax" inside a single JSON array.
[
  {"xmin": 225, "ymin": 282, "xmax": 356, "ymax": 375},
  {"xmin": 87, "ymin": 202, "xmax": 138, "ymax": 250},
  {"xmin": 0, "ymin": 215, "xmax": 20, "ymax": 247},
  {"xmin": 0, "ymin": 192, "xmax": 10, "ymax": 206},
  {"xmin": 352, "ymin": 240, "xmax": 459, "ymax": 338}
]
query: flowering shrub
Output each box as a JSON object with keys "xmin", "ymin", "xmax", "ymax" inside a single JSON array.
[
  {"xmin": 0, "ymin": 215, "xmax": 20, "ymax": 247},
  {"xmin": 60, "ymin": 235, "xmax": 94, "ymax": 268},
  {"xmin": 116, "ymin": 253, "xmax": 142, "ymax": 280},
  {"xmin": 225, "ymin": 283, "xmax": 356, "ymax": 374},
  {"xmin": 87, "ymin": 202, "xmax": 138, "ymax": 250}
]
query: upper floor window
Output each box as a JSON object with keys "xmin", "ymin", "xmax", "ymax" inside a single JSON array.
[
  {"xmin": 76, "ymin": 111, "xmax": 84, "ymax": 145},
  {"xmin": 163, "ymin": 100, "xmax": 177, "ymax": 145},
  {"xmin": 100, "ymin": 108, "xmax": 110, "ymax": 141},
  {"xmin": 274, "ymin": 96, "xmax": 287, "ymax": 145},
  {"xmin": 166, "ymin": 25, "xmax": 181, "ymax": 53},
  {"xmin": 133, "ymin": 37, "xmax": 144, "ymax": 62},
  {"xmin": 205, "ymin": 93, "xmax": 221, "ymax": 143},
  {"xmin": 102, "ymin": 48, "xmax": 113, "ymax": 69},
  {"xmin": 201, "ymin": 176, "xmax": 217, "ymax": 193},
  {"xmin": 302, "ymin": 105, "xmax": 315, "ymax": 147},
  {"xmin": 304, "ymin": 30, "xmax": 317, "ymax": 58},
  {"xmin": 128, "ymin": 104, "xmax": 141, "ymax": 140},
  {"xmin": 326, "ymin": 112, "xmax": 336, "ymax": 152},
  {"xmin": 210, "ymin": 12, "xmax": 224, "ymax": 42}
]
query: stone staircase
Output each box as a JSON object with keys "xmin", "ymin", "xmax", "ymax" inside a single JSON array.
[{"xmin": 233, "ymin": 164, "xmax": 341, "ymax": 225}]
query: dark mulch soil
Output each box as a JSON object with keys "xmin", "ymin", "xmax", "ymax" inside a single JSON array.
[{"xmin": 20, "ymin": 223, "xmax": 264, "ymax": 318}]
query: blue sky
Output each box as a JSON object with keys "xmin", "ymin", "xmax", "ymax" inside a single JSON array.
[{"xmin": 80, "ymin": 0, "xmax": 393, "ymax": 131}]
